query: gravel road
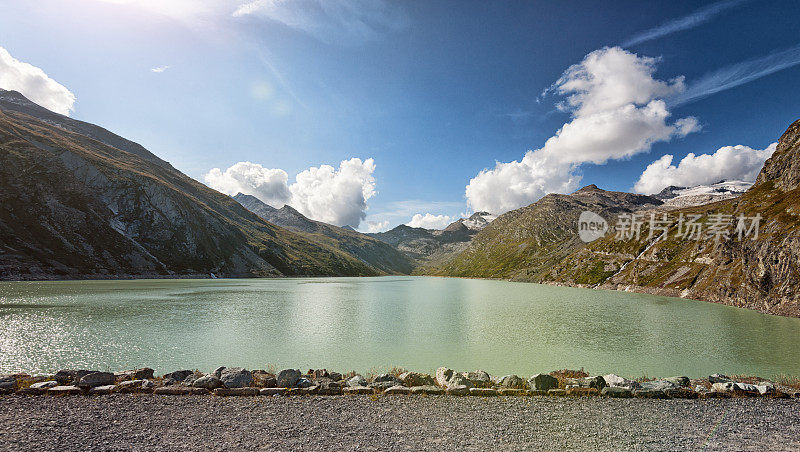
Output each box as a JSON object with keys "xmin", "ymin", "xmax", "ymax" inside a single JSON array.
[{"xmin": 1, "ymin": 394, "xmax": 798, "ymax": 451}]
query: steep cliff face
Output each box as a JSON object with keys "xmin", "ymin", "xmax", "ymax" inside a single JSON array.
[
  {"xmin": 755, "ymin": 119, "xmax": 800, "ymax": 190},
  {"xmin": 0, "ymin": 99, "xmax": 380, "ymax": 279},
  {"xmin": 234, "ymin": 194, "xmax": 415, "ymax": 275},
  {"xmin": 720, "ymin": 118, "xmax": 800, "ymax": 315}
]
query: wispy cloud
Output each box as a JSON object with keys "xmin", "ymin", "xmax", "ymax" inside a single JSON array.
[
  {"xmin": 498, "ymin": 109, "xmax": 535, "ymax": 125},
  {"xmin": 151, "ymin": 65, "xmax": 170, "ymax": 73},
  {"xmin": 233, "ymin": 0, "xmax": 409, "ymax": 45},
  {"xmin": 671, "ymin": 43, "xmax": 800, "ymax": 106},
  {"xmin": 623, "ymin": 0, "xmax": 750, "ymax": 47}
]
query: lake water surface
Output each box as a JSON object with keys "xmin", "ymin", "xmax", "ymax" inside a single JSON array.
[{"xmin": 1, "ymin": 276, "xmax": 799, "ymax": 378}]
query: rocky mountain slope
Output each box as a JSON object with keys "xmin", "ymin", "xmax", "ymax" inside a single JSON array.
[
  {"xmin": 424, "ymin": 186, "xmax": 663, "ymax": 279},
  {"xmin": 0, "ymin": 92, "xmax": 384, "ymax": 280},
  {"xmin": 0, "ymin": 89, "xmax": 173, "ymax": 169},
  {"xmin": 426, "ymin": 118, "xmax": 800, "ymax": 317},
  {"xmin": 368, "ymin": 212, "xmax": 495, "ymax": 266},
  {"xmin": 234, "ymin": 194, "xmax": 414, "ymax": 274}
]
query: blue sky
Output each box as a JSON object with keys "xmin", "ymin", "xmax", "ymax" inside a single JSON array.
[{"xmin": 1, "ymin": 0, "xmax": 799, "ymax": 231}]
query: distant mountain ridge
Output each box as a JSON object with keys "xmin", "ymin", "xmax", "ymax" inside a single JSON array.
[
  {"xmin": 234, "ymin": 193, "xmax": 414, "ymax": 274},
  {"xmin": 368, "ymin": 211, "xmax": 495, "ymax": 267},
  {"xmin": 443, "ymin": 211, "xmax": 496, "ymax": 232},
  {"xmin": 423, "ymin": 185, "xmax": 663, "ymax": 280}
]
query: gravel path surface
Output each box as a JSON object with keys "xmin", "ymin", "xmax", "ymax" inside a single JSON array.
[{"xmin": 1, "ymin": 394, "xmax": 798, "ymax": 451}]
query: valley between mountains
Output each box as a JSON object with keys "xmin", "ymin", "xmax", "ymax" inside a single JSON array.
[{"xmin": 1, "ymin": 88, "xmax": 797, "ymax": 317}]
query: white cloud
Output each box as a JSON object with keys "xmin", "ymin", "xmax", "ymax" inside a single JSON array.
[
  {"xmin": 466, "ymin": 47, "xmax": 699, "ymax": 214},
  {"xmin": 290, "ymin": 157, "xmax": 376, "ymax": 227},
  {"xmin": 623, "ymin": 0, "xmax": 749, "ymax": 47},
  {"xmin": 465, "ymin": 154, "xmax": 579, "ymax": 215},
  {"xmin": 554, "ymin": 50, "xmax": 685, "ymax": 118},
  {"xmin": 204, "ymin": 161, "xmax": 292, "ymax": 208},
  {"xmin": 633, "ymin": 143, "xmax": 776, "ymax": 194},
  {"xmin": 205, "ymin": 157, "xmax": 376, "ymax": 228},
  {"xmin": 543, "ymin": 101, "xmax": 698, "ymax": 166},
  {"xmin": 406, "ymin": 213, "xmax": 452, "ymax": 230},
  {"xmin": 151, "ymin": 65, "xmax": 170, "ymax": 73},
  {"xmin": 0, "ymin": 46, "xmax": 76, "ymax": 116},
  {"xmin": 365, "ymin": 220, "xmax": 389, "ymax": 233},
  {"xmin": 359, "ymin": 200, "xmax": 464, "ymax": 233}
]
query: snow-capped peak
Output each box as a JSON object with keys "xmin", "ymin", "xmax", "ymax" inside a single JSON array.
[{"xmin": 462, "ymin": 211, "xmax": 497, "ymax": 230}]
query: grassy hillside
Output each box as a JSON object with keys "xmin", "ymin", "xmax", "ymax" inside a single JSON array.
[
  {"xmin": 425, "ymin": 186, "xmax": 662, "ymax": 280},
  {"xmin": 0, "ymin": 107, "xmax": 379, "ymax": 279}
]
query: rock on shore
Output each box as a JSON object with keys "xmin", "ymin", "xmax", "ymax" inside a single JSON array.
[{"xmin": 1, "ymin": 366, "xmax": 798, "ymax": 401}]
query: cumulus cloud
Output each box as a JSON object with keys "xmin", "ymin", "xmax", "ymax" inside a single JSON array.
[
  {"xmin": 465, "ymin": 47, "xmax": 699, "ymax": 214},
  {"xmin": 406, "ymin": 213, "xmax": 452, "ymax": 230},
  {"xmin": 553, "ymin": 50, "xmax": 685, "ymax": 118},
  {"xmin": 0, "ymin": 46, "xmax": 76, "ymax": 116},
  {"xmin": 204, "ymin": 162, "xmax": 292, "ymax": 208},
  {"xmin": 151, "ymin": 65, "xmax": 170, "ymax": 73},
  {"xmin": 290, "ymin": 158, "xmax": 376, "ymax": 227},
  {"xmin": 633, "ymin": 143, "xmax": 776, "ymax": 194},
  {"xmin": 465, "ymin": 155, "xmax": 579, "ymax": 216},
  {"xmin": 205, "ymin": 157, "xmax": 376, "ymax": 228}
]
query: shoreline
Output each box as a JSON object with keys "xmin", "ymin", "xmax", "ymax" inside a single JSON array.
[{"xmin": 3, "ymin": 366, "xmax": 799, "ymax": 400}]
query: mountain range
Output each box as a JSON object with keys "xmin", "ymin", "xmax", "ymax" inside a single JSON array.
[
  {"xmin": 233, "ymin": 193, "xmax": 414, "ymax": 274},
  {"xmin": 1, "ymin": 89, "xmax": 797, "ymax": 316},
  {"xmin": 423, "ymin": 186, "xmax": 664, "ymax": 280},
  {"xmin": 367, "ymin": 212, "xmax": 495, "ymax": 267},
  {"xmin": 423, "ymin": 119, "xmax": 800, "ymax": 317}
]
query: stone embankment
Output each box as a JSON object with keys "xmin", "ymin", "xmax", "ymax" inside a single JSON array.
[{"xmin": 1, "ymin": 366, "xmax": 798, "ymax": 399}]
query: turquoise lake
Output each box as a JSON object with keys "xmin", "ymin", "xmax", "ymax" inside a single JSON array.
[{"xmin": 1, "ymin": 276, "xmax": 799, "ymax": 378}]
